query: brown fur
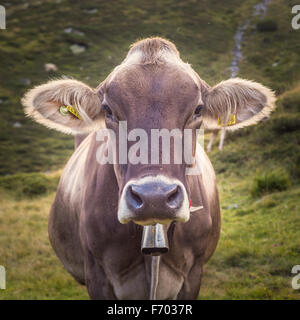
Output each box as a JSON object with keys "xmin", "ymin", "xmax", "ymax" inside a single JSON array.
[{"xmin": 128, "ymin": 37, "xmax": 180, "ymax": 64}]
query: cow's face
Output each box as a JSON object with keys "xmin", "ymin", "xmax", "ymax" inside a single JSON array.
[
  {"xmin": 22, "ymin": 37, "xmax": 275, "ymax": 226},
  {"xmin": 100, "ymin": 64, "xmax": 204, "ymax": 225}
]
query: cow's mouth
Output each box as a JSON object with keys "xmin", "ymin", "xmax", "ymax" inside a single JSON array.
[{"xmin": 117, "ymin": 175, "xmax": 190, "ymax": 226}]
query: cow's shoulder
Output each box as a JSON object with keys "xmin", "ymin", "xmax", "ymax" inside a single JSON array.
[{"xmin": 59, "ymin": 132, "xmax": 95, "ymax": 206}]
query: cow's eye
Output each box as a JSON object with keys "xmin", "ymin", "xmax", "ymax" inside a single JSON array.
[
  {"xmin": 194, "ymin": 104, "xmax": 204, "ymax": 118},
  {"xmin": 102, "ymin": 104, "xmax": 115, "ymax": 121}
]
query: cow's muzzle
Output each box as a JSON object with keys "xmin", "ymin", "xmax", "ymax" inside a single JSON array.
[{"xmin": 118, "ymin": 175, "xmax": 190, "ymax": 225}]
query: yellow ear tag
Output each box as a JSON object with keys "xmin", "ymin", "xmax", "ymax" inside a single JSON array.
[
  {"xmin": 217, "ymin": 114, "xmax": 236, "ymax": 126},
  {"xmin": 59, "ymin": 105, "xmax": 81, "ymax": 119}
]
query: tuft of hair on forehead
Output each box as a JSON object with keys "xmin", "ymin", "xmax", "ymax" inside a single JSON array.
[
  {"xmin": 107, "ymin": 37, "xmax": 202, "ymax": 86},
  {"xmin": 126, "ymin": 37, "xmax": 180, "ymax": 65}
]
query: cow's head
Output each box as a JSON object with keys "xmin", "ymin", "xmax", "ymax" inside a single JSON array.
[{"xmin": 22, "ymin": 37, "xmax": 275, "ymax": 226}]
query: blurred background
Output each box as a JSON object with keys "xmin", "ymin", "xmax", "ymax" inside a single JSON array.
[{"xmin": 0, "ymin": 0, "xmax": 299, "ymax": 299}]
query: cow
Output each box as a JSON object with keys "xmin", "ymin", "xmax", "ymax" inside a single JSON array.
[
  {"xmin": 22, "ymin": 37, "xmax": 275, "ymax": 299},
  {"xmin": 206, "ymin": 127, "xmax": 227, "ymax": 152},
  {"xmin": 205, "ymin": 115, "xmax": 271, "ymax": 153}
]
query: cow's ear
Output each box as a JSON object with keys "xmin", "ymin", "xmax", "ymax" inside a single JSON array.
[
  {"xmin": 22, "ymin": 79, "xmax": 104, "ymax": 134},
  {"xmin": 202, "ymin": 78, "xmax": 276, "ymax": 130}
]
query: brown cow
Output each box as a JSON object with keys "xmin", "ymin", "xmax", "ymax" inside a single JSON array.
[{"xmin": 22, "ymin": 37, "xmax": 275, "ymax": 299}]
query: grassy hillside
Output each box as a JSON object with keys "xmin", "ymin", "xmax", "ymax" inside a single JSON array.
[
  {"xmin": 201, "ymin": 84, "xmax": 300, "ymax": 299},
  {"xmin": 0, "ymin": 173, "xmax": 88, "ymax": 299},
  {"xmin": 0, "ymin": 0, "xmax": 299, "ymax": 299},
  {"xmin": 1, "ymin": 0, "xmax": 287, "ymax": 175}
]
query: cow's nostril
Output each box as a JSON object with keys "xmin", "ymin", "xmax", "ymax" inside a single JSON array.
[
  {"xmin": 128, "ymin": 186, "xmax": 143, "ymax": 209},
  {"xmin": 166, "ymin": 185, "xmax": 183, "ymax": 209}
]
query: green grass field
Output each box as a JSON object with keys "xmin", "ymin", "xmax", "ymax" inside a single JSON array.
[{"xmin": 0, "ymin": 0, "xmax": 299, "ymax": 299}]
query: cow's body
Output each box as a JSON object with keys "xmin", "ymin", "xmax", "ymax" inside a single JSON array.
[{"xmin": 49, "ymin": 133, "xmax": 220, "ymax": 299}]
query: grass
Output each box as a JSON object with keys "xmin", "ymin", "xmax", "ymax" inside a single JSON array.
[
  {"xmin": 239, "ymin": 0, "xmax": 300, "ymax": 94},
  {"xmin": 0, "ymin": 0, "xmax": 258, "ymax": 175},
  {"xmin": 1, "ymin": 0, "xmax": 298, "ymax": 175},
  {"xmin": 0, "ymin": 189, "xmax": 88, "ymax": 299},
  {"xmin": 251, "ymin": 169, "xmax": 291, "ymax": 197},
  {"xmin": 200, "ymin": 179, "xmax": 300, "ymax": 299},
  {"xmin": 199, "ymin": 84, "xmax": 300, "ymax": 299},
  {"xmin": 0, "ymin": 168, "xmax": 298, "ymax": 299},
  {"xmin": 256, "ymin": 19, "xmax": 278, "ymax": 32},
  {"xmin": 0, "ymin": 0, "xmax": 299, "ymax": 300},
  {"xmin": 0, "ymin": 172, "xmax": 59, "ymax": 198}
]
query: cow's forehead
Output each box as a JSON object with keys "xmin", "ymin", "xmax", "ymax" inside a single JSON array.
[{"xmin": 104, "ymin": 64, "xmax": 202, "ymax": 108}]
